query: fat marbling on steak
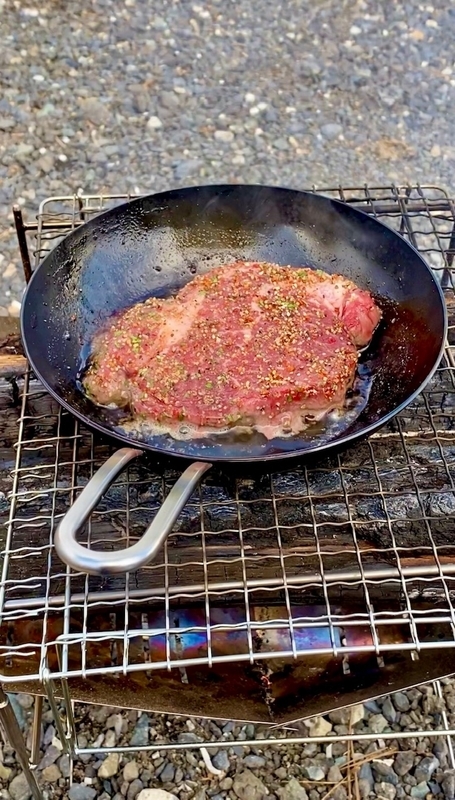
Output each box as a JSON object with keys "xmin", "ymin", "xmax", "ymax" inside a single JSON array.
[{"xmin": 84, "ymin": 261, "xmax": 382, "ymax": 439}]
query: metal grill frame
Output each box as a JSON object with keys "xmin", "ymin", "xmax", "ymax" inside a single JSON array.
[{"xmin": 3, "ymin": 183, "xmax": 455, "ymax": 693}]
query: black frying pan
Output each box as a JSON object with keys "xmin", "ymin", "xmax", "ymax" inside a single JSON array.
[{"xmin": 21, "ymin": 185, "xmax": 447, "ymax": 576}]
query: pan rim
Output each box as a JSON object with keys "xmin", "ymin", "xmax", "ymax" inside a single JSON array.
[{"xmin": 20, "ymin": 183, "xmax": 448, "ymax": 464}]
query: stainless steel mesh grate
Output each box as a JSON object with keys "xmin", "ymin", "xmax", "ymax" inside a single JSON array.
[{"xmin": 3, "ymin": 184, "xmax": 455, "ymax": 687}]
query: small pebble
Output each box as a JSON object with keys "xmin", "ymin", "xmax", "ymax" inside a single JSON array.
[
  {"xmin": 276, "ymin": 777, "xmax": 308, "ymax": 800},
  {"xmin": 368, "ymin": 714, "xmax": 389, "ymax": 734},
  {"xmin": 67, "ymin": 787, "xmax": 97, "ymax": 800},
  {"xmin": 98, "ymin": 753, "xmax": 120, "ymax": 779},
  {"xmin": 41, "ymin": 764, "xmax": 62, "ymax": 782},
  {"xmin": 410, "ymin": 783, "xmax": 430, "ymax": 799},
  {"xmin": 394, "ymin": 751, "xmax": 415, "ymax": 777},
  {"xmin": 212, "ymin": 750, "xmax": 230, "ymax": 772},
  {"xmin": 214, "ymin": 130, "xmax": 234, "ymax": 143},
  {"xmin": 393, "ymin": 693, "xmax": 411, "ymax": 713},
  {"xmin": 9, "ymin": 773, "xmax": 32, "ymax": 800},
  {"xmin": 123, "ymin": 761, "xmax": 140, "ymax": 782},
  {"xmin": 374, "ymin": 782, "xmax": 396, "ymax": 800},
  {"xmin": 304, "ymin": 766, "xmax": 325, "ymax": 781},
  {"xmin": 147, "ymin": 116, "xmax": 162, "ymax": 130},
  {"xmin": 243, "ymin": 755, "xmax": 266, "ymax": 769},
  {"xmin": 414, "ymin": 755, "xmax": 439, "ymax": 783}
]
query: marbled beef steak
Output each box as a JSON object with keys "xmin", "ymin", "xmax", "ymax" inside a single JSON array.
[{"xmin": 84, "ymin": 261, "xmax": 382, "ymax": 440}]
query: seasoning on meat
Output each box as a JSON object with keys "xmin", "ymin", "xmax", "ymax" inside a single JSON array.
[{"xmin": 83, "ymin": 261, "xmax": 382, "ymax": 440}]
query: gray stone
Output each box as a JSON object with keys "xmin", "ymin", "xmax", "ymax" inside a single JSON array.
[
  {"xmin": 159, "ymin": 762, "xmax": 176, "ymax": 783},
  {"xmin": 212, "ymin": 747, "xmax": 227, "ymax": 772},
  {"xmin": 132, "ymin": 94, "xmax": 148, "ymax": 114},
  {"xmin": 276, "ymin": 778, "xmax": 308, "ymax": 800},
  {"xmin": 368, "ymin": 713, "xmax": 388, "ymax": 734},
  {"xmin": 173, "ymin": 160, "xmax": 202, "ymax": 181},
  {"xmin": 130, "ymin": 714, "xmax": 149, "ymax": 747},
  {"xmin": 16, "ymin": 693, "xmax": 34, "ymax": 709},
  {"xmin": 382, "ymin": 697, "xmax": 398, "ymax": 724},
  {"xmin": 160, "ymin": 91, "xmax": 179, "ymax": 109},
  {"xmin": 306, "ymin": 716, "xmax": 332, "ymax": 737},
  {"xmin": 43, "ymin": 725, "xmax": 56, "ymax": 746},
  {"xmin": 147, "ymin": 116, "xmax": 163, "ymax": 130},
  {"xmin": 275, "ymin": 767, "xmax": 288, "ymax": 780},
  {"xmin": 41, "ymin": 764, "xmax": 62, "ymax": 782},
  {"xmin": 9, "ymin": 773, "xmax": 32, "ymax": 800},
  {"xmin": 410, "ymin": 784, "xmax": 430, "ymax": 799},
  {"xmin": 36, "ymin": 154, "xmax": 55, "ymax": 173},
  {"xmin": 331, "ymin": 789, "xmax": 347, "ymax": 800},
  {"xmin": 392, "ymin": 692, "xmax": 411, "ymax": 712},
  {"xmin": 371, "ymin": 761, "xmax": 398, "ymax": 785},
  {"xmin": 442, "ymin": 771, "xmax": 455, "ymax": 800},
  {"xmin": 358, "ymin": 762, "xmax": 374, "ymax": 797},
  {"xmin": 136, "ymin": 792, "xmax": 178, "ymax": 800},
  {"xmin": 106, "ymin": 712, "xmax": 123, "ymax": 734},
  {"xmin": 393, "ymin": 751, "xmax": 415, "ymax": 777},
  {"xmin": 0, "ymin": 117, "xmax": 15, "ymax": 129},
  {"xmin": 7, "ymin": 694, "xmax": 26, "ymax": 731},
  {"xmin": 38, "ymin": 745, "xmax": 61, "ymax": 770},
  {"xmin": 327, "ymin": 766, "xmax": 343, "ymax": 783},
  {"xmin": 433, "ymin": 738, "xmax": 448, "ymax": 763},
  {"xmin": 358, "ymin": 780, "xmax": 372, "ymax": 800},
  {"xmin": 320, "ymin": 123, "xmax": 342, "ymax": 140},
  {"xmin": 98, "ymin": 753, "xmax": 120, "ymax": 779},
  {"xmin": 414, "ymin": 755, "xmax": 439, "ymax": 783},
  {"xmin": 364, "ymin": 699, "xmax": 381, "ymax": 714},
  {"xmin": 127, "ymin": 780, "xmax": 144, "ymax": 800},
  {"xmin": 57, "ymin": 753, "xmax": 71, "ymax": 778},
  {"xmin": 220, "ymin": 777, "xmax": 233, "ymax": 790},
  {"xmin": 123, "ymin": 761, "xmax": 140, "ymax": 782},
  {"xmin": 243, "ymin": 755, "xmax": 266, "ymax": 769},
  {"xmin": 212, "ymin": 750, "xmax": 230, "ymax": 771},
  {"xmin": 304, "ymin": 766, "xmax": 325, "ymax": 781},
  {"xmin": 233, "ymin": 769, "xmax": 270, "ymax": 800},
  {"xmin": 79, "ymin": 97, "xmax": 110, "ymax": 125},
  {"xmin": 67, "ymin": 787, "xmax": 97, "ymax": 800},
  {"xmin": 177, "ymin": 732, "xmax": 203, "ymax": 744},
  {"xmin": 214, "ymin": 130, "xmax": 234, "ymax": 143},
  {"xmin": 374, "ymin": 782, "xmax": 396, "ymax": 800},
  {"xmin": 328, "ymin": 707, "xmax": 351, "ymax": 725}
]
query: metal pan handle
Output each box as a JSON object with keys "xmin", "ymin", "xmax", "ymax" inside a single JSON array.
[{"xmin": 54, "ymin": 448, "xmax": 212, "ymax": 575}]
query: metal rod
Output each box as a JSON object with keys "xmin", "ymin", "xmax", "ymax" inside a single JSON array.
[
  {"xmin": 42, "ymin": 671, "xmax": 71, "ymax": 755},
  {"xmin": 18, "ymin": 199, "xmax": 455, "ymax": 235},
  {"xmin": 75, "ymin": 726, "xmax": 455, "ymax": 754},
  {"xmin": 12, "ymin": 205, "xmax": 33, "ymax": 283},
  {"xmin": 0, "ymin": 687, "xmax": 42, "ymax": 800},
  {"xmin": 30, "ymin": 695, "xmax": 43, "ymax": 766},
  {"xmin": 4, "ymin": 559, "xmax": 455, "ymax": 613},
  {"xmin": 434, "ymin": 680, "xmax": 455, "ymax": 768}
]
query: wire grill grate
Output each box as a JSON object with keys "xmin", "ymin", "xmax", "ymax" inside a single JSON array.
[{"xmin": 2, "ymin": 184, "xmax": 455, "ymax": 686}]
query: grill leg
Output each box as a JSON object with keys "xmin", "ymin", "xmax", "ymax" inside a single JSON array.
[
  {"xmin": 30, "ymin": 695, "xmax": 44, "ymax": 766},
  {"xmin": 0, "ymin": 688, "xmax": 42, "ymax": 800}
]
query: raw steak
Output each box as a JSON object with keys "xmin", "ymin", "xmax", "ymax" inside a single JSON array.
[{"xmin": 84, "ymin": 261, "xmax": 382, "ymax": 439}]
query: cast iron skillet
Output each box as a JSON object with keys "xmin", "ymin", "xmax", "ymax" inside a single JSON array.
[{"xmin": 21, "ymin": 185, "xmax": 447, "ymax": 576}]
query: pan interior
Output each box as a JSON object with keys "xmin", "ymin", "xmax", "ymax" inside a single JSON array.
[{"xmin": 21, "ymin": 185, "xmax": 446, "ymax": 462}]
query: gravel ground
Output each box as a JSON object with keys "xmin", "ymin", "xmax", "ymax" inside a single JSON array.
[
  {"xmin": 2, "ymin": 1, "xmax": 455, "ymax": 797},
  {"xmin": 2, "ymin": 685, "xmax": 455, "ymax": 800},
  {"xmin": 1, "ymin": 0, "xmax": 455, "ymax": 313}
]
